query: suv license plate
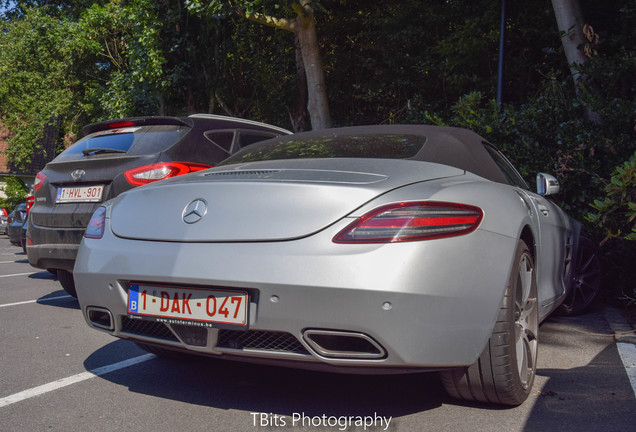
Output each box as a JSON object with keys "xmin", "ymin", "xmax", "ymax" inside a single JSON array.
[
  {"xmin": 128, "ymin": 284, "xmax": 249, "ymax": 328},
  {"xmin": 56, "ymin": 185, "xmax": 104, "ymax": 203}
]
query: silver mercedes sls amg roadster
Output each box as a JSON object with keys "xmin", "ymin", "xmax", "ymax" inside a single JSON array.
[{"xmin": 73, "ymin": 125, "xmax": 602, "ymax": 406}]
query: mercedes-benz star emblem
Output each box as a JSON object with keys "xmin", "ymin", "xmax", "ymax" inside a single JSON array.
[
  {"xmin": 182, "ymin": 199, "xmax": 208, "ymax": 224},
  {"xmin": 71, "ymin": 169, "xmax": 85, "ymax": 181}
]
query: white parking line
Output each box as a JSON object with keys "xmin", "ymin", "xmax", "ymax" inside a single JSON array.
[
  {"xmin": 0, "ymin": 295, "xmax": 73, "ymax": 308},
  {"xmin": 617, "ymin": 343, "xmax": 636, "ymax": 398},
  {"xmin": 0, "ymin": 354, "xmax": 155, "ymax": 408},
  {"xmin": 0, "ymin": 260, "xmax": 25, "ymax": 264},
  {"xmin": 0, "ymin": 272, "xmax": 36, "ymax": 278}
]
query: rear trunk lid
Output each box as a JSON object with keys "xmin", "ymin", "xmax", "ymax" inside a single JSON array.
[
  {"xmin": 109, "ymin": 159, "xmax": 465, "ymax": 242},
  {"xmin": 31, "ymin": 154, "xmax": 158, "ymax": 229}
]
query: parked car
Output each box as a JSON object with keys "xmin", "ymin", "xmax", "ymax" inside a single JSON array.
[
  {"xmin": 27, "ymin": 114, "xmax": 291, "ymax": 297},
  {"xmin": 7, "ymin": 203, "xmax": 26, "ymax": 246},
  {"xmin": 0, "ymin": 207, "xmax": 9, "ymax": 235},
  {"xmin": 73, "ymin": 125, "xmax": 602, "ymax": 406}
]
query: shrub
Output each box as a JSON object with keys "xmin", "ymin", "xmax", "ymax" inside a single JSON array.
[{"xmin": 0, "ymin": 176, "xmax": 29, "ymax": 210}]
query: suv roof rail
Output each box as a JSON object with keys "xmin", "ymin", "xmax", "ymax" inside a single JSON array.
[{"xmin": 188, "ymin": 114, "xmax": 292, "ymax": 135}]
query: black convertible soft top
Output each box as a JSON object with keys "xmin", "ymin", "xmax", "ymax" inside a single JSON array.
[
  {"xmin": 221, "ymin": 124, "xmax": 510, "ymax": 184},
  {"xmin": 405, "ymin": 125, "xmax": 509, "ymax": 184}
]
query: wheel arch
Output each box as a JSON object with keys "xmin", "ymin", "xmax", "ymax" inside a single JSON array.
[{"xmin": 519, "ymin": 225, "xmax": 535, "ymax": 261}]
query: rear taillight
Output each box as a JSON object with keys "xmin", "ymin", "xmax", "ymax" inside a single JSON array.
[
  {"xmin": 34, "ymin": 172, "xmax": 46, "ymax": 192},
  {"xmin": 124, "ymin": 162, "xmax": 211, "ymax": 187},
  {"xmin": 85, "ymin": 206, "xmax": 107, "ymax": 239},
  {"xmin": 333, "ymin": 201, "xmax": 483, "ymax": 243},
  {"xmin": 26, "ymin": 195, "xmax": 34, "ymax": 213}
]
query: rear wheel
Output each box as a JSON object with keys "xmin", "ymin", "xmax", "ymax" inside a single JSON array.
[
  {"xmin": 57, "ymin": 270, "xmax": 78, "ymax": 298},
  {"xmin": 558, "ymin": 236, "xmax": 602, "ymax": 316},
  {"xmin": 441, "ymin": 240, "xmax": 538, "ymax": 406}
]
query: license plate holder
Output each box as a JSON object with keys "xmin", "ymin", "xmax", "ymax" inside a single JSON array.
[{"xmin": 127, "ymin": 284, "xmax": 249, "ymax": 329}]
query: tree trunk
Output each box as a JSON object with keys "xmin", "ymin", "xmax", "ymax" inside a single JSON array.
[
  {"xmin": 239, "ymin": 1, "xmax": 332, "ymax": 130},
  {"xmin": 551, "ymin": 0, "xmax": 588, "ymax": 92},
  {"xmin": 551, "ymin": 0, "xmax": 602, "ymax": 123},
  {"xmin": 186, "ymin": 85, "xmax": 197, "ymax": 114},
  {"xmin": 295, "ymin": 9, "xmax": 332, "ymax": 130},
  {"xmin": 290, "ymin": 35, "xmax": 308, "ymax": 132}
]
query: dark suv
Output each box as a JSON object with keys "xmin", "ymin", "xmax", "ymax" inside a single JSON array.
[{"xmin": 27, "ymin": 114, "xmax": 291, "ymax": 296}]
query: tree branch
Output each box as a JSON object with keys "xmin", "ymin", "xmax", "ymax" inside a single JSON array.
[{"xmin": 238, "ymin": 9, "xmax": 297, "ymax": 33}]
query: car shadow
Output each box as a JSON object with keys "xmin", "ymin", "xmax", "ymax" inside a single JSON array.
[
  {"xmin": 85, "ymin": 341, "xmax": 444, "ymax": 417},
  {"xmin": 28, "ymin": 270, "xmax": 57, "ymax": 280},
  {"xmin": 80, "ymin": 308, "xmax": 636, "ymax": 427},
  {"xmin": 524, "ymin": 343, "xmax": 636, "ymax": 430},
  {"xmin": 36, "ymin": 290, "xmax": 80, "ymax": 310},
  {"xmin": 522, "ymin": 311, "xmax": 636, "ymax": 430}
]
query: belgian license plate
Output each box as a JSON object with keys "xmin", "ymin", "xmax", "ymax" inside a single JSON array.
[
  {"xmin": 127, "ymin": 284, "xmax": 249, "ymax": 328},
  {"xmin": 56, "ymin": 185, "xmax": 104, "ymax": 203}
]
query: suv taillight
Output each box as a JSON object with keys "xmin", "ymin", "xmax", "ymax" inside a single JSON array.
[
  {"xmin": 34, "ymin": 172, "xmax": 46, "ymax": 192},
  {"xmin": 26, "ymin": 196, "xmax": 35, "ymax": 213},
  {"xmin": 124, "ymin": 162, "xmax": 211, "ymax": 187},
  {"xmin": 333, "ymin": 201, "xmax": 483, "ymax": 243}
]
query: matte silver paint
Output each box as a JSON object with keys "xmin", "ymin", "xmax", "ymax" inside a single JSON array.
[{"xmin": 74, "ymin": 156, "xmax": 578, "ymax": 372}]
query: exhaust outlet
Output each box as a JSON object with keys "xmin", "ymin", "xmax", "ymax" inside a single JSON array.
[
  {"xmin": 303, "ymin": 330, "xmax": 386, "ymax": 359},
  {"xmin": 87, "ymin": 307, "xmax": 114, "ymax": 331}
]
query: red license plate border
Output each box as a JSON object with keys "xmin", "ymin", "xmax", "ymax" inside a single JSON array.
[{"xmin": 127, "ymin": 283, "xmax": 250, "ymax": 330}]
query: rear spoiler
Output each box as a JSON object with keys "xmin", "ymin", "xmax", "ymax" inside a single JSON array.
[{"xmin": 82, "ymin": 116, "xmax": 192, "ymax": 136}]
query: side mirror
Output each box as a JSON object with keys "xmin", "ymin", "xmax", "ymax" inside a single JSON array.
[{"xmin": 536, "ymin": 173, "xmax": 560, "ymax": 196}]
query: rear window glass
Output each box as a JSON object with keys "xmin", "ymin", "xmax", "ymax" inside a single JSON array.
[
  {"xmin": 205, "ymin": 131, "xmax": 234, "ymax": 154},
  {"xmin": 205, "ymin": 129, "xmax": 281, "ymax": 157},
  {"xmin": 218, "ymin": 134, "xmax": 426, "ymax": 165},
  {"xmin": 54, "ymin": 125, "xmax": 189, "ymax": 162}
]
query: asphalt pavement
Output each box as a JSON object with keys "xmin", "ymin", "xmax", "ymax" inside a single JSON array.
[{"xmin": 1, "ymin": 236, "xmax": 635, "ymax": 432}]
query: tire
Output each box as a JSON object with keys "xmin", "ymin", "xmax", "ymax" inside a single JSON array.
[
  {"xmin": 558, "ymin": 236, "xmax": 602, "ymax": 316},
  {"xmin": 57, "ymin": 269, "xmax": 78, "ymax": 298},
  {"xmin": 441, "ymin": 240, "xmax": 539, "ymax": 406}
]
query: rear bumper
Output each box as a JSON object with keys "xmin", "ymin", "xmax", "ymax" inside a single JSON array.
[
  {"xmin": 74, "ymin": 226, "xmax": 518, "ymax": 372},
  {"xmin": 27, "ymin": 243, "xmax": 78, "ymax": 271},
  {"xmin": 26, "ymin": 219, "xmax": 84, "ymax": 271}
]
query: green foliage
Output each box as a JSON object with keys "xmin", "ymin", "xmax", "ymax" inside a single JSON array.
[
  {"xmin": 587, "ymin": 152, "xmax": 636, "ymax": 241},
  {"xmin": 414, "ymin": 1, "xmax": 636, "ymax": 302},
  {"xmin": 80, "ymin": 0, "xmax": 167, "ymax": 118},
  {"xmin": 186, "ymin": 0, "xmax": 309, "ymax": 19},
  {"xmin": 0, "ymin": 176, "xmax": 29, "ymax": 210},
  {"xmin": 0, "ymin": 0, "xmax": 635, "ymax": 304},
  {"xmin": 0, "ymin": 7, "xmax": 98, "ymax": 169},
  {"xmin": 0, "ymin": 0, "xmax": 296, "ymax": 169}
]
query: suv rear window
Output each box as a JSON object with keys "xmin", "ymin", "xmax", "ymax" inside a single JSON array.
[
  {"xmin": 219, "ymin": 134, "xmax": 426, "ymax": 165},
  {"xmin": 54, "ymin": 125, "xmax": 189, "ymax": 162}
]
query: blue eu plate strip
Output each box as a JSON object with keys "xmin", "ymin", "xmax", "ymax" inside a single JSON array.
[{"xmin": 128, "ymin": 285, "xmax": 140, "ymax": 312}]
